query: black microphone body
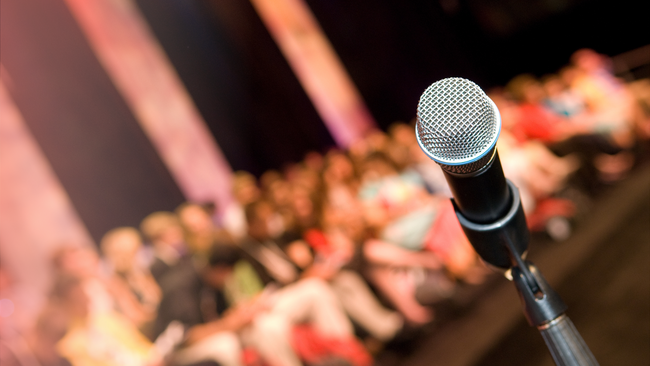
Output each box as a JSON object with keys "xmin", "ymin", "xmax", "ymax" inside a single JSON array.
[{"xmin": 443, "ymin": 150, "xmax": 511, "ymax": 224}]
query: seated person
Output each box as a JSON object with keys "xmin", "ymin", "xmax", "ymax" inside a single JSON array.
[
  {"xmin": 140, "ymin": 212, "xmax": 223, "ymax": 364},
  {"xmin": 49, "ymin": 272, "xmax": 161, "ymax": 366},
  {"xmin": 140, "ymin": 212, "xmax": 190, "ymax": 284},
  {"xmin": 100, "ymin": 227, "xmax": 161, "ymax": 332},
  {"xmin": 239, "ymin": 200, "xmax": 301, "ymax": 286}
]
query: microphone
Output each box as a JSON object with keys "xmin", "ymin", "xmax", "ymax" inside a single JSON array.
[
  {"xmin": 416, "ymin": 77, "xmax": 510, "ymax": 224},
  {"xmin": 415, "ymin": 78, "xmax": 599, "ymax": 365},
  {"xmin": 415, "ymin": 77, "xmax": 526, "ymax": 269}
]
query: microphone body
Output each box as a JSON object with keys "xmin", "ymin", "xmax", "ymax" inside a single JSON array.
[{"xmin": 443, "ymin": 150, "xmax": 510, "ymax": 224}]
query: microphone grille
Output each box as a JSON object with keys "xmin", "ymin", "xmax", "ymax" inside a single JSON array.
[{"xmin": 416, "ymin": 77, "xmax": 500, "ymax": 171}]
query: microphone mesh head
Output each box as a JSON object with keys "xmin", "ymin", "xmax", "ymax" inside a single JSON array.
[{"xmin": 416, "ymin": 77, "xmax": 500, "ymax": 174}]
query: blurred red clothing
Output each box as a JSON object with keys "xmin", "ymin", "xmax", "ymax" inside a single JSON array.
[{"xmin": 512, "ymin": 103, "xmax": 564, "ymax": 143}]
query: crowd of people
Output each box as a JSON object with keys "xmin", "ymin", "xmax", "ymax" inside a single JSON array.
[{"xmin": 1, "ymin": 49, "xmax": 649, "ymax": 366}]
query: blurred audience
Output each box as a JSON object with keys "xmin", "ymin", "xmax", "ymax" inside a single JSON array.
[{"xmin": 3, "ymin": 48, "xmax": 649, "ymax": 366}]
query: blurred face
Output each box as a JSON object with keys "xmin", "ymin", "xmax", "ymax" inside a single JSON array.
[
  {"xmin": 392, "ymin": 124, "xmax": 417, "ymax": 147},
  {"xmin": 179, "ymin": 205, "xmax": 213, "ymax": 234},
  {"xmin": 303, "ymin": 151, "xmax": 324, "ymax": 172},
  {"xmin": 159, "ymin": 224, "xmax": 185, "ymax": 250},
  {"xmin": 325, "ymin": 154, "xmax": 354, "ymax": 184},
  {"xmin": 560, "ymin": 67, "xmax": 579, "ymax": 86},
  {"xmin": 349, "ymin": 138, "xmax": 370, "ymax": 163},
  {"xmin": 322, "ymin": 203, "xmax": 365, "ymax": 242},
  {"xmin": 104, "ymin": 232, "xmax": 140, "ymax": 273},
  {"xmin": 268, "ymin": 180, "xmax": 291, "ymax": 207},
  {"xmin": 249, "ymin": 202, "xmax": 274, "ymax": 240},
  {"xmin": 490, "ymin": 93, "xmax": 520, "ymax": 130},
  {"xmin": 522, "ymin": 81, "xmax": 545, "ymax": 104},
  {"xmin": 573, "ymin": 50, "xmax": 603, "ymax": 73},
  {"xmin": 235, "ymin": 180, "xmax": 261, "ymax": 205},
  {"xmin": 291, "ymin": 186, "xmax": 314, "ymax": 221},
  {"xmin": 366, "ymin": 131, "xmax": 388, "ymax": 152},
  {"xmin": 361, "ymin": 158, "xmax": 395, "ymax": 181},
  {"xmin": 293, "ymin": 168, "xmax": 320, "ymax": 193},
  {"xmin": 543, "ymin": 77, "xmax": 565, "ymax": 97},
  {"xmin": 386, "ymin": 142, "xmax": 410, "ymax": 168}
]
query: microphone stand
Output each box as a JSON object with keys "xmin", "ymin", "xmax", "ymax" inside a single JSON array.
[{"xmin": 453, "ymin": 180, "xmax": 599, "ymax": 366}]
